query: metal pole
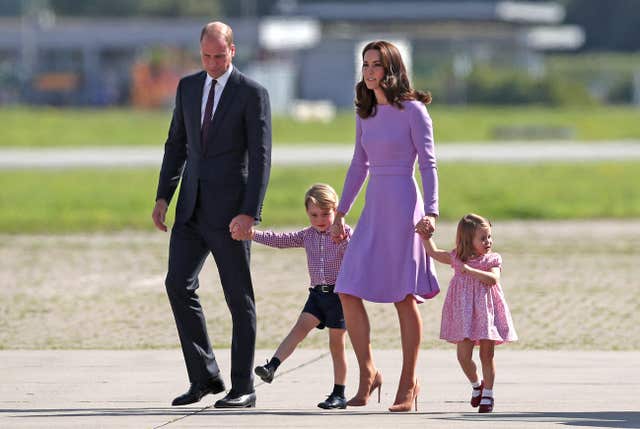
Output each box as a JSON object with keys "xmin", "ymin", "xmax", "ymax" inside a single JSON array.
[{"xmin": 633, "ymin": 71, "xmax": 640, "ymax": 107}]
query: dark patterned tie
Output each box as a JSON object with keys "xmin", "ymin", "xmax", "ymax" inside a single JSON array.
[{"xmin": 201, "ymin": 79, "xmax": 217, "ymax": 147}]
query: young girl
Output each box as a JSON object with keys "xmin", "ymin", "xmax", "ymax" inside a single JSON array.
[
  {"xmin": 249, "ymin": 183, "xmax": 352, "ymax": 409},
  {"xmin": 416, "ymin": 213, "xmax": 517, "ymax": 413}
]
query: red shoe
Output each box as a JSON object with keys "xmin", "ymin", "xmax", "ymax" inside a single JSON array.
[
  {"xmin": 470, "ymin": 381, "xmax": 483, "ymax": 408},
  {"xmin": 478, "ymin": 396, "xmax": 494, "ymax": 413}
]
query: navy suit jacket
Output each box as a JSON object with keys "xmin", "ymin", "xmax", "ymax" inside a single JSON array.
[{"xmin": 156, "ymin": 68, "xmax": 271, "ymax": 227}]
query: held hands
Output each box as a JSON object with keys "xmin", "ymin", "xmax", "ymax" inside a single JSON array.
[
  {"xmin": 230, "ymin": 214, "xmax": 255, "ymax": 241},
  {"xmin": 233, "ymin": 225, "xmax": 255, "ymax": 241},
  {"xmin": 414, "ymin": 215, "xmax": 436, "ymax": 239},
  {"xmin": 330, "ymin": 213, "xmax": 347, "ymax": 243},
  {"xmin": 152, "ymin": 199, "xmax": 169, "ymax": 232}
]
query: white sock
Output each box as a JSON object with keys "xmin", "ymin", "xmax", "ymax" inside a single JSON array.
[
  {"xmin": 480, "ymin": 388, "xmax": 493, "ymax": 405},
  {"xmin": 471, "ymin": 381, "xmax": 482, "ymax": 397}
]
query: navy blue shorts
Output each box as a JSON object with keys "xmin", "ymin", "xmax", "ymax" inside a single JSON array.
[{"xmin": 302, "ymin": 288, "xmax": 346, "ymax": 330}]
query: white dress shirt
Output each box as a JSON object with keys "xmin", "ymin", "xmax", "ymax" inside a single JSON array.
[{"xmin": 200, "ymin": 64, "xmax": 233, "ymax": 126}]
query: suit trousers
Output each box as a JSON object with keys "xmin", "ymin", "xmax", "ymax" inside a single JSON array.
[{"xmin": 165, "ymin": 202, "xmax": 256, "ymax": 394}]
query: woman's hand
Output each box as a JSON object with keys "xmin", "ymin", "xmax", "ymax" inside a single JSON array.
[
  {"xmin": 424, "ymin": 215, "xmax": 437, "ymax": 233},
  {"xmin": 330, "ymin": 213, "xmax": 347, "ymax": 243},
  {"xmin": 415, "ymin": 216, "xmax": 435, "ymax": 238}
]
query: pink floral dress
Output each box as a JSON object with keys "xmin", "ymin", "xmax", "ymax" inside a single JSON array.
[{"xmin": 440, "ymin": 251, "xmax": 518, "ymax": 345}]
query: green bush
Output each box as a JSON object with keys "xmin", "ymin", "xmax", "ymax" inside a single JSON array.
[
  {"xmin": 542, "ymin": 76, "xmax": 596, "ymax": 106},
  {"xmin": 465, "ymin": 66, "xmax": 595, "ymax": 106},
  {"xmin": 607, "ymin": 78, "xmax": 634, "ymax": 104}
]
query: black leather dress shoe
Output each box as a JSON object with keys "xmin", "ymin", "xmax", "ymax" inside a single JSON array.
[
  {"xmin": 214, "ymin": 391, "xmax": 256, "ymax": 408},
  {"xmin": 317, "ymin": 393, "xmax": 347, "ymax": 409},
  {"xmin": 254, "ymin": 364, "xmax": 275, "ymax": 383},
  {"xmin": 171, "ymin": 376, "xmax": 226, "ymax": 406}
]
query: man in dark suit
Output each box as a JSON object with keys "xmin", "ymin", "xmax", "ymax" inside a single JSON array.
[{"xmin": 152, "ymin": 21, "xmax": 271, "ymax": 409}]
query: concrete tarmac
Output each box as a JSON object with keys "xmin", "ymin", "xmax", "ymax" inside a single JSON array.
[{"xmin": 1, "ymin": 349, "xmax": 638, "ymax": 428}]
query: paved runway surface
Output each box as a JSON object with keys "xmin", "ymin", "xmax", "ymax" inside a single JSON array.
[
  {"xmin": 1, "ymin": 141, "xmax": 640, "ymax": 169},
  {"xmin": 1, "ymin": 349, "xmax": 638, "ymax": 428}
]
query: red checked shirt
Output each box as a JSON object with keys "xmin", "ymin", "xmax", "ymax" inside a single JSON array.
[{"xmin": 253, "ymin": 225, "xmax": 352, "ymax": 286}]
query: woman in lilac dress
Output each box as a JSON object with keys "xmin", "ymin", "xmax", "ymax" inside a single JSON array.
[{"xmin": 330, "ymin": 40, "xmax": 440, "ymax": 412}]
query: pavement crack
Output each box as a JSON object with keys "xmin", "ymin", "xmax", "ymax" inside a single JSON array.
[{"xmin": 152, "ymin": 351, "xmax": 330, "ymax": 428}]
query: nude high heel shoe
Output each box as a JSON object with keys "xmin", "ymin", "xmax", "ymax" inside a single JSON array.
[
  {"xmin": 388, "ymin": 379, "xmax": 419, "ymax": 412},
  {"xmin": 347, "ymin": 371, "xmax": 383, "ymax": 406}
]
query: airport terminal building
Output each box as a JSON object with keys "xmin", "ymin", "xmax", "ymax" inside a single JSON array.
[{"xmin": 0, "ymin": 1, "xmax": 582, "ymax": 111}]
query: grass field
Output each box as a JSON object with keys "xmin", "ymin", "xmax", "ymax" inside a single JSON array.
[
  {"xmin": 1, "ymin": 162, "xmax": 639, "ymax": 233},
  {"xmin": 2, "ymin": 105, "xmax": 640, "ymax": 147}
]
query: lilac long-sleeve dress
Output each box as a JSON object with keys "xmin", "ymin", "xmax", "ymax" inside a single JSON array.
[{"xmin": 335, "ymin": 100, "xmax": 440, "ymax": 303}]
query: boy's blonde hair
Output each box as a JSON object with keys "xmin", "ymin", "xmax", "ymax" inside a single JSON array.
[
  {"xmin": 455, "ymin": 213, "xmax": 492, "ymax": 262},
  {"xmin": 304, "ymin": 183, "xmax": 339, "ymax": 210}
]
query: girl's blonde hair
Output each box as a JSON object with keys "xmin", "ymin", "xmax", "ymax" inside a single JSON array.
[
  {"xmin": 304, "ymin": 183, "xmax": 339, "ymax": 211},
  {"xmin": 455, "ymin": 213, "xmax": 492, "ymax": 262}
]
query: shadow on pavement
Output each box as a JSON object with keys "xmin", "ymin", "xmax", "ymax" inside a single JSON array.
[
  {"xmin": 1, "ymin": 408, "xmax": 422, "ymax": 417},
  {"xmin": 3, "ymin": 408, "xmax": 639, "ymax": 428},
  {"xmin": 433, "ymin": 411, "xmax": 640, "ymax": 428},
  {"xmin": 1, "ymin": 407, "xmax": 193, "ymax": 417}
]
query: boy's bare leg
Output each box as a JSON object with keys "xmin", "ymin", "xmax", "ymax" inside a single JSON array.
[
  {"xmin": 273, "ymin": 312, "xmax": 320, "ymax": 362},
  {"xmin": 328, "ymin": 328, "xmax": 347, "ymax": 385}
]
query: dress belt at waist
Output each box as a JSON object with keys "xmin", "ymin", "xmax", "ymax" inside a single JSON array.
[{"xmin": 369, "ymin": 166, "xmax": 414, "ymax": 176}]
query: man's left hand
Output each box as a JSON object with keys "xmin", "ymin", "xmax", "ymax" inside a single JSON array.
[{"xmin": 230, "ymin": 214, "xmax": 254, "ymax": 240}]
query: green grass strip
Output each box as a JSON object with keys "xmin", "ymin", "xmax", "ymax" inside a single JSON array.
[
  {"xmin": 2, "ymin": 106, "xmax": 640, "ymax": 147},
  {"xmin": 0, "ymin": 162, "xmax": 638, "ymax": 233}
]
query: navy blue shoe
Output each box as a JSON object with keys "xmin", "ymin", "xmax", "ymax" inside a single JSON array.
[
  {"xmin": 254, "ymin": 363, "xmax": 275, "ymax": 383},
  {"xmin": 318, "ymin": 393, "xmax": 347, "ymax": 409}
]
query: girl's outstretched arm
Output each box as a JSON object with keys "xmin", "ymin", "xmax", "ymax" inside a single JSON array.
[
  {"xmin": 421, "ymin": 235, "xmax": 451, "ymax": 265},
  {"xmin": 415, "ymin": 217, "xmax": 451, "ymax": 265},
  {"xmin": 461, "ymin": 265, "xmax": 500, "ymax": 286}
]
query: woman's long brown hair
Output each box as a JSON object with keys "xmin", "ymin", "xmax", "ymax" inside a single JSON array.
[{"xmin": 355, "ymin": 40, "xmax": 432, "ymax": 119}]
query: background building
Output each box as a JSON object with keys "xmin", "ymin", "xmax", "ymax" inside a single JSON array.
[{"xmin": 0, "ymin": 1, "xmax": 587, "ymax": 111}]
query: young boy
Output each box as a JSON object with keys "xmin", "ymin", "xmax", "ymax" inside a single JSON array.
[{"xmin": 249, "ymin": 183, "xmax": 352, "ymax": 409}]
